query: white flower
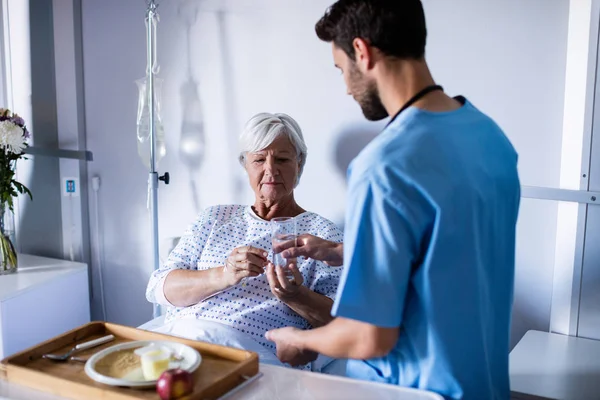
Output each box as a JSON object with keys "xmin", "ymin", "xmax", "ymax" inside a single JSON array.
[{"xmin": 0, "ymin": 121, "xmax": 26, "ymax": 154}]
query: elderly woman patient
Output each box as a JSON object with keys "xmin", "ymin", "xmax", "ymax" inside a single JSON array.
[{"xmin": 146, "ymin": 112, "xmax": 342, "ymax": 368}]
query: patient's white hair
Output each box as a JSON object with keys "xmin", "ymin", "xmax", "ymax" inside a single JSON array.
[{"xmin": 238, "ymin": 113, "xmax": 308, "ymax": 187}]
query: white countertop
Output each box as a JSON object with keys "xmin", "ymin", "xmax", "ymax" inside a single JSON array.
[
  {"xmin": 0, "ymin": 363, "xmax": 443, "ymax": 400},
  {"xmin": 0, "ymin": 254, "xmax": 87, "ymax": 301},
  {"xmin": 509, "ymin": 330, "xmax": 600, "ymax": 400}
]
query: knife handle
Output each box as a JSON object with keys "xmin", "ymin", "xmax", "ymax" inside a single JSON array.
[{"xmin": 74, "ymin": 334, "xmax": 115, "ymax": 351}]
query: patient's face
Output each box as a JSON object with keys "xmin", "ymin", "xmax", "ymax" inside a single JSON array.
[{"xmin": 245, "ymin": 135, "xmax": 300, "ymax": 204}]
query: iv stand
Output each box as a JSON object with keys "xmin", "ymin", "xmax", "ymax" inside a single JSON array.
[{"xmin": 145, "ymin": 0, "xmax": 169, "ymax": 319}]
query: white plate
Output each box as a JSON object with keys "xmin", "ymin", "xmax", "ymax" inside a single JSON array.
[{"xmin": 84, "ymin": 340, "xmax": 202, "ymax": 388}]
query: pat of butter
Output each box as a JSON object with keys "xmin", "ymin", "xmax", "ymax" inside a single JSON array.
[
  {"xmin": 135, "ymin": 346, "xmax": 172, "ymax": 381},
  {"xmin": 141, "ymin": 353, "xmax": 170, "ymax": 380}
]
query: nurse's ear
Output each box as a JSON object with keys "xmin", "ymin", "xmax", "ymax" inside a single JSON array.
[{"xmin": 352, "ymin": 37, "xmax": 376, "ymax": 72}]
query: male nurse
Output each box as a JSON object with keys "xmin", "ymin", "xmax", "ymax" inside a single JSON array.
[{"xmin": 266, "ymin": 1, "xmax": 520, "ymax": 399}]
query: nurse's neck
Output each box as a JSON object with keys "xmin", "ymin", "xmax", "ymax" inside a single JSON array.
[
  {"xmin": 252, "ymin": 195, "xmax": 305, "ymax": 221},
  {"xmin": 375, "ymin": 57, "xmax": 461, "ymax": 115}
]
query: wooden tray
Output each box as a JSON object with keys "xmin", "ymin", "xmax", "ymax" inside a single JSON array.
[{"xmin": 0, "ymin": 321, "xmax": 259, "ymax": 400}]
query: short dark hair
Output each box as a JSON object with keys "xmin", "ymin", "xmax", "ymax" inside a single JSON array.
[{"xmin": 315, "ymin": 0, "xmax": 427, "ymax": 61}]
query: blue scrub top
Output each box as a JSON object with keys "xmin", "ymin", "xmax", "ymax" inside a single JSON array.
[{"xmin": 332, "ymin": 98, "xmax": 520, "ymax": 400}]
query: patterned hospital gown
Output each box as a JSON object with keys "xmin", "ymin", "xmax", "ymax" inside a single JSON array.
[{"xmin": 146, "ymin": 204, "xmax": 343, "ymax": 353}]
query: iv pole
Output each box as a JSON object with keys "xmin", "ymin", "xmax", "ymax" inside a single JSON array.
[{"xmin": 145, "ymin": 0, "xmax": 169, "ymax": 319}]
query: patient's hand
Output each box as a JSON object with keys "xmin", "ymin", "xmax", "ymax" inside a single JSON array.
[
  {"xmin": 274, "ymin": 234, "xmax": 343, "ymax": 267},
  {"xmin": 265, "ymin": 327, "xmax": 318, "ymax": 367},
  {"xmin": 223, "ymin": 246, "xmax": 268, "ymax": 286},
  {"xmin": 265, "ymin": 262, "xmax": 304, "ymax": 300}
]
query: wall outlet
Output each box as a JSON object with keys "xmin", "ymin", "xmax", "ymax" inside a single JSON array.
[{"xmin": 62, "ymin": 177, "xmax": 80, "ymax": 197}]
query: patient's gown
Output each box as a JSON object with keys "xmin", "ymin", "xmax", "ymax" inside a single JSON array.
[{"xmin": 146, "ymin": 205, "xmax": 343, "ymax": 364}]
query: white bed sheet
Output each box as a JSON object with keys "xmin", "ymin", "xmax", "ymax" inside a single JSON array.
[{"xmin": 137, "ymin": 316, "xmax": 347, "ymax": 376}]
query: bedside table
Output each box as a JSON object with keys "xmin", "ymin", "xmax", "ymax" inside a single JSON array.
[
  {"xmin": 0, "ymin": 254, "xmax": 91, "ymax": 359},
  {"xmin": 510, "ymin": 330, "xmax": 600, "ymax": 400}
]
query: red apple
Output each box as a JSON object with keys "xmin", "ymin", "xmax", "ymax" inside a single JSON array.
[{"xmin": 156, "ymin": 368, "xmax": 194, "ymax": 400}]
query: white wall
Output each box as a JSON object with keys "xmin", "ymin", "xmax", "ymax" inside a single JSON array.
[{"xmin": 80, "ymin": 0, "xmax": 569, "ymax": 343}]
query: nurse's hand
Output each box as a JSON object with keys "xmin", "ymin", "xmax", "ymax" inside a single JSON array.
[
  {"xmin": 265, "ymin": 261, "xmax": 303, "ymax": 300},
  {"xmin": 274, "ymin": 234, "xmax": 343, "ymax": 266},
  {"xmin": 223, "ymin": 246, "xmax": 268, "ymax": 286},
  {"xmin": 265, "ymin": 327, "xmax": 318, "ymax": 367}
]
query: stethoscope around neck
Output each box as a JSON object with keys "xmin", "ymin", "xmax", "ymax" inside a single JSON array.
[{"xmin": 387, "ymin": 84, "xmax": 444, "ymax": 127}]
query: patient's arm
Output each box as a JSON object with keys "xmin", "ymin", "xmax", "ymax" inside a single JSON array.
[
  {"xmin": 163, "ymin": 246, "xmax": 267, "ymax": 307},
  {"xmin": 265, "ymin": 262, "xmax": 333, "ymax": 328},
  {"xmin": 163, "ymin": 267, "xmax": 230, "ymax": 307},
  {"xmin": 282, "ymin": 286, "xmax": 334, "ymax": 328}
]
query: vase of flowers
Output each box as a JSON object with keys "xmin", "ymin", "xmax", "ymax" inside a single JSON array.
[{"xmin": 0, "ymin": 108, "xmax": 31, "ymax": 274}]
